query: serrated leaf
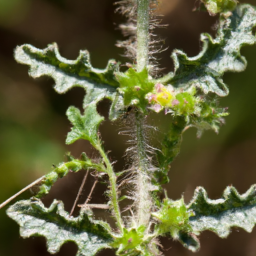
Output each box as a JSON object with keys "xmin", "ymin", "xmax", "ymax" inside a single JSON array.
[
  {"xmin": 188, "ymin": 185, "xmax": 256, "ymax": 238},
  {"xmin": 160, "ymin": 4, "xmax": 256, "ymax": 96},
  {"xmin": 66, "ymin": 104, "xmax": 103, "ymax": 147},
  {"xmin": 14, "ymin": 43, "xmax": 124, "ymax": 120},
  {"xmin": 7, "ymin": 199, "xmax": 112, "ymax": 256}
]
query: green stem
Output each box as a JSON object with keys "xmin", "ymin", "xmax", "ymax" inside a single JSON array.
[
  {"xmin": 135, "ymin": 0, "xmax": 152, "ymax": 227},
  {"xmin": 135, "ymin": 111, "xmax": 153, "ymax": 227},
  {"xmin": 96, "ymin": 144, "xmax": 123, "ymax": 232},
  {"xmin": 137, "ymin": 0, "xmax": 150, "ymax": 72},
  {"xmin": 135, "ymin": 0, "xmax": 152, "ymax": 226}
]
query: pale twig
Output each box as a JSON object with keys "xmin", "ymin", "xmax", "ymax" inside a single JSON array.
[
  {"xmin": 0, "ymin": 176, "xmax": 44, "ymax": 210},
  {"xmin": 84, "ymin": 178, "xmax": 98, "ymax": 205},
  {"xmin": 69, "ymin": 170, "xmax": 89, "ymax": 217},
  {"xmin": 78, "ymin": 204, "xmax": 109, "ymax": 209}
]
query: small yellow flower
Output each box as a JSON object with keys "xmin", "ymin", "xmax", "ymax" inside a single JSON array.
[{"xmin": 155, "ymin": 83, "xmax": 173, "ymax": 107}]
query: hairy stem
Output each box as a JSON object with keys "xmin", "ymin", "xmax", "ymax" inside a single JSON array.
[
  {"xmin": 96, "ymin": 144, "xmax": 123, "ymax": 232},
  {"xmin": 135, "ymin": 111, "xmax": 153, "ymax": 227},
  {"xmin": 134, "ymin": 0, "xmax": 152, "ymax": 228},
  {"xmin": 137, "ymin": 0, "xmax": 150, "ymax": 71}
]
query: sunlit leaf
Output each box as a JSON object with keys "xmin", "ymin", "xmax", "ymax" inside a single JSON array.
[
  {"xmin": 7, "ymin": 199, "xmax": 112, "ymax": 256},
  {"xmin": 14, "ymin": 43, "xmax": 124, "ymax": 120},
  {"xmin": 158, "ymin": 5, "xmax": 256, "ymax": 96},
  {"xmin": 66, "ymin": 104, "xmax": 103, "ymax": 147},
  {"xmin": 188, "ymin": 185, "xmax": 256, "ymax": 237}
]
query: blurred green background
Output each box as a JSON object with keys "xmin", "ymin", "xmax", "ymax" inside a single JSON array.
[{"xmin": 1, "ymin": 0, "xmax": 256, "ymax": 255}]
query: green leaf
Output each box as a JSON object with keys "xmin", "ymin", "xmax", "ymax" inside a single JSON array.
[
  {"xmin": 188, "ymin": 185, "xmax": 256, "ymax": 238},
  {"xmin": 66, "ymin": 104, "xmax": 104, "ymax": 147},
  {"xmin": 191, "ymin": 100, "xmax": 229, "ymax": 137},
  {"xmin": 7, "ymin": 199, "xmax": 112, "ymax": 256},
  {"xmin": 159, "ymin": 4, "xmax": 256, "ymax": 96},
  {"xmin": 153, "ymin": 198, "xmax": 194, "ymax": 237},
  {"xmin": 153, "ymin": 197, "xmax": 199, "ymax": 252},
  {"xmin": 116, "ymin": 68, "xmax": 155, "ymax": 112},
  {"xmin": 200, "ymin": 0, "xmax": 238, "ymax": 15},
  {"xmin": 172, "ymin": 92, "xmax": 197, "ymax": 116},
  {"xmin": 111, "ymin": 225, "xmax": 149, "ymax": 255},
  {"xmin": 14, "ymin": 43, "xmax": 124, "ymax": 120}
]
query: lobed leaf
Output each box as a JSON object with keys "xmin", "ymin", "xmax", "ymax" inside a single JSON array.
[
  {"xmin": 188, "ymin": 185, "xmax": 256, "ymax": 238},
  {"xmin": 14, "ymin": 43, "xmax": 125, "ymax": 119},
  {"xmin": 66, "ymin": 104, "xmax": 104, "ymax": 147},
  {"xmin": 159, "ymin": 4, "xmax": 256, "ymax": 96},
  {"xmin": 7, "ymin": 199, "xmax": 112, "ymax": 256}
]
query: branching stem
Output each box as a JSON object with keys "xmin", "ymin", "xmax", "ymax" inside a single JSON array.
[{"xmin": 137, "ymin": 0, "xmax": 150, "ymax": 71}]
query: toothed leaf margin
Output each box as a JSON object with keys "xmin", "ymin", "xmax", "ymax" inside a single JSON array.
[
  {"xmin": 14, "ymin": 43, "xmax": 125, "ymax": 120},
  {"xmin": 188, "ymin": 185, "xmax": 256, "ymax": 238},
  {"xmin": 7, "ymin": 199, "xmax": 112, "ymax": 256}
]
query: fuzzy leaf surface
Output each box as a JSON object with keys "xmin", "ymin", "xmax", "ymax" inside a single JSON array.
[
  {"xmin": 7, "ymin": 199, "xmax": 112, "ymax": 256},
  {"xmin": 160, "ymin": 4, "xmax": 256, "ymax": 96},
  {"xmin": 14, "ymin": 43, "xmax": 124, "ymax": 119},
  {"xmin": 188, "ymin": 185, "xmax": 256, "ymax": 237},
  {"xmin": 66, "ymin": 104, "xmax": 103, "ymax": 146}
]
